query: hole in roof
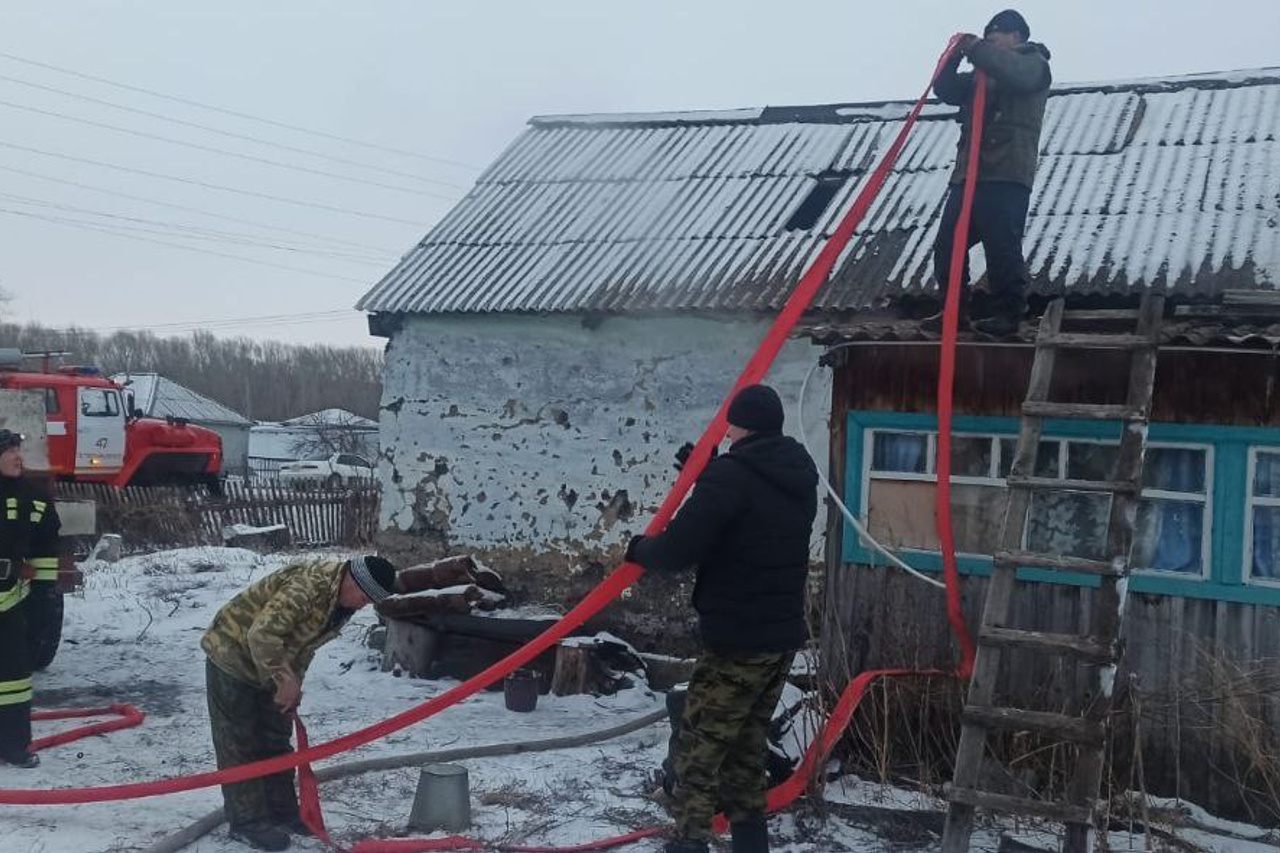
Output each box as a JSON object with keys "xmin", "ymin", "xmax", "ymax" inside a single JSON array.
[{"xmin": 785, "ymin": 170, "xmax": 851, "ymax": 232}]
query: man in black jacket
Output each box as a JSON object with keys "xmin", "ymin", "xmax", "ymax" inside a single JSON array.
[
  {"xmin": 925, "ymin": 9, "xmax": 1052, "ymax": 336},
  {"xmin": 627, "ymin": 384, "xmax": 818, "ymax": 853}
]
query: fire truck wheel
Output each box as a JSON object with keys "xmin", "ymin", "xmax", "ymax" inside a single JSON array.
[{"xmin": 27, "ymin": 586, "xmax": 65, "ymax": 671}]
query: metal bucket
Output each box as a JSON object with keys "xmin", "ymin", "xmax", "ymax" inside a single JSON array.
[{"xmin": 408, "ymin": 763, "xmax": 471, "ymax": 832}]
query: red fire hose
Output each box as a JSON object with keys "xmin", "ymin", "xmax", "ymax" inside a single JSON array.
[
  {"xmin": 8, "ymin": 33, "xmax": 986, "ymax": 853},
  {"xmin": 30, "ymin": 704, "xmax": 146, "ymax": 752}
]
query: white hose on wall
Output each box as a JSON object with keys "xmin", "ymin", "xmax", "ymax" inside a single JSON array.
[{"xmin": 796, "ymin": 347, "xmax": 946, "ymax": 591}]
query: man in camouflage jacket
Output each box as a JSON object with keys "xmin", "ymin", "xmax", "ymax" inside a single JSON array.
[
  {"xmin": 203, "ymin": 555, "xmax": 396, "ymax": 851},
  {"xmin": 927, "ymin": 9, "xmax": 1052, "ymax": 336}
]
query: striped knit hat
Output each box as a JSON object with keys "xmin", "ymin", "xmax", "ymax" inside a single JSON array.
[{"xmin": 348, "ymin": 555, "xmax": 397, "ymax": 603}]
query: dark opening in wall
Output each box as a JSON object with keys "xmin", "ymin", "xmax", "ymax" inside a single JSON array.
[{"xmin": 784, "ymin": 170, "xmax": 852, "ymax": 231}]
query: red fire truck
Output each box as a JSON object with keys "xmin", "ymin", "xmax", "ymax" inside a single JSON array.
[
  {"xmin": 0, "ymin": 350, "xmax": 223, "ymax": 489},
  {"xmin": 0, "ymin": 349, "xmax": 225, "ymax": 668}
]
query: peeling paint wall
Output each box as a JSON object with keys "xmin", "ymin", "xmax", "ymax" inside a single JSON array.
[{"xmin": 375, "ymin": 313, "xmax": 831, "ymax": 647}]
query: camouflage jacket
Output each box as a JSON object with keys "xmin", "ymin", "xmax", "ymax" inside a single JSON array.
[{"xmin": 202, "ymin": 558, "xmax": 351, "ymax": 689}]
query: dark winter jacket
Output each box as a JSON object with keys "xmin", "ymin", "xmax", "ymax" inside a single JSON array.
[
  {"xmin": 630, "ymin": 432, "xmax": 819, "ymax": 655},
  {"xmin": 934, "ymin": 40, "xmax": 1052, "ymax": 188},
  {"xmin": 0, "ymin": 474, "xmax": 60, "ymax": 614}
]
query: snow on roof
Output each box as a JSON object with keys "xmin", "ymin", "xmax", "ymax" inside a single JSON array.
[
  {"xmin": 111, "ymin": 373, "xmax": 251, "ymax": 426},
  {"xmin": 358, "ymin": 67, "xmax": 1280, "ymax": 316},
  {"xmin": 281, "ymin": 408, "xmax": 377, "ymax": 429}
]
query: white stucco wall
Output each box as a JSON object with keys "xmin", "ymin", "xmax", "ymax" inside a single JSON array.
[{"xmin": 377, "ymin": 313, "xmax": 832, "ymax": 559}]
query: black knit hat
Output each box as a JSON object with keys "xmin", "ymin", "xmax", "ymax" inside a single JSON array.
[
  {"xmin": 348, "ymin": 555, "xmax": 397, "ymax": 603},
  {"xmin": 0, "ymin": 430, "xmax": 22, "ymax": 454},
  {"xmin": 726, "ymin": 384, "xmax": 784, "ymax": 434},
  {"xmin": 985, "ymin": 9, "xmax": 1030, "ymax": 40}
]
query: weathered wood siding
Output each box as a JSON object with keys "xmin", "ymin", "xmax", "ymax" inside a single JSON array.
[{"xmin": 832, "ymin": 344, "xmax": 1280, "ymax": 425}]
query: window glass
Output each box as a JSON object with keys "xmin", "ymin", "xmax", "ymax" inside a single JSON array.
[
  {"xmin": 1144, "ymin": 447, "xmax": 1206, "ymax": 493},
  {"xmin": 80, "ymin": 390, "xmax": 120, "ymax": 418},
  {"xmin": 1253, "ymin": 506, "xmax": 1280, "ymax": 581},
  {"xmin": 999, "ymin": 438, "xmax": 1059, "ymax": 478},
  {"xmin": 860, "ymin": 428, "xmax": 1208, "ymax": 578},
  {"xmin": 44, "ymin": 388, "xmax": 60, "ymax": 415},
  {"xmin": 871, "ymin": 432, "xmax": 927, "ymax": 474},
  {"xmin": 1027, "ymin": 492, "xmax": 1111, "ymax": 560},
  {"xmin": 950, "ymin": 436, "xmax": 992, "ymax": 478},
  {"xmin": 1134, "ymin": 500, "xmax": 1204, "ymax": 574},
  {"xmin": 1255, "ymin": 451, "xmax": 1280, "ymax": 498},
  {"xmin": 1066, "ymin": 442, "xmax": 1117, "ymax": 481}
]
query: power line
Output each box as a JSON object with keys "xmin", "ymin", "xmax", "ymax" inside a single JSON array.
[
  {"xmin": 0, "ymin": 50, "xmax": 482, "ymax": 171},
  {"xmin": 0, "ymin": 191, "xmax": 392, "ymax": 264},
  {"xmin": 0, "ymin": 162, "xmax": 407, "ymax": 254},
  {"xmin": 99, "ymin": 308, "xmax": 358, "ymax": 334},
  {"xmin": 0, "ymin": 71, "xmax": 475, "ymax": 187},
  {"xmin": 0, "ymin": 139, "xmax": 431, "ymax": 225},
  {"xmin": 33, "ymin": 309, "xmax": 365, "ymax": 338},
  {"xmin": 0, "ymin": 96, "xmax": 467, "ymax": 196},
  {"xmin": 0, "ymin": 206, "xmax": 375, "ymax": 284}
]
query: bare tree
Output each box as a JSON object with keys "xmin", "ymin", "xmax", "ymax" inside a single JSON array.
[
  {"xmin": 287, "ymin": 410, "xmax": 377, "ymax": 459},
  {"xmin": 0, "ymin": 321, "xmax": 382, "ymax": 422}
]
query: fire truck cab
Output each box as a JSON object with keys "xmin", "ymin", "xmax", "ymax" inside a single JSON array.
[{"xmin": 0, "ymin": 350, "xmax": 223, "ymax": 489}]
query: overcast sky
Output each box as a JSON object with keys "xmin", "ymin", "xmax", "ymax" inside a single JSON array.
[{"xmin": 0, "ymin": 1, "xmax": 1276, "ymax": 348}]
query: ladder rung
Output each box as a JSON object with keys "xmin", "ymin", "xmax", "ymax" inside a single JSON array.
[
  {"xmin": 963, "ymin": 706, "xmax": 1107, "ymax": 745},
  {"xmin": 1060, "ymin": 309, "xmax": 1140, "ymax": 321},
  {"xmin": 1021, "ymin": 401, "xmax": 1147, "ymax": 421},
  {"xmin": 980, "ymin": 626, "xmax": 1118, "ymax": 663},
  {"xmin": 1006, "ymin": 475, "xmax": 1140, "ymax": 494},
  {"xmin": 1039, "ymin": 333, "xmax": 1154, "ymax": 350},
  {"xmin": 994, "ymin": 550, "xmax": 1125, "ymax": 577},
  {"xmin": 945, "ymin": 785, "xmax": 1096, "ymax": 825}
]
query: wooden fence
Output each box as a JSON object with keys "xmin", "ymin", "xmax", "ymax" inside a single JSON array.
[{"xmin": 57, "ymin": 481, "xmax": 380, "ymax": 549}]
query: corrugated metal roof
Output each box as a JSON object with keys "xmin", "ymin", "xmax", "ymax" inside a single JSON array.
[
  {"xmin": 357, "ymin": 69, "xmax": 1280, "ymax": 316},
  {"xmin": 112, "ymin": 373, "xmax": 252, "ymax": 426}
]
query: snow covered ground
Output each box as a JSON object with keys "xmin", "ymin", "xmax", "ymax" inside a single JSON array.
[{"xmin": 2, "ymin": 548, "xmax": 1272, "ymax": 853}]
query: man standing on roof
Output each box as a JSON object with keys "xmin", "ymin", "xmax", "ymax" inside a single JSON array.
[
  {"xmin": 202, "ymin": 555, "xmax": 397, "ymax": 852},
  {"xmin": 0, "ymin": 429, "xmax": 61, "ymax": 769},
  {"xmin": 925, "ymin": 9, "xmax": 1052, "ymax": 337},
  {"xmin": 626, "ymin": 384, "xmax": 818, "ymax": 853}
]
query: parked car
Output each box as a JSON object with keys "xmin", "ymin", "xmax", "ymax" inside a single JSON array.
[{"xmin": 279, "ymin": 452, "xmax": 375, "ymax": 488}]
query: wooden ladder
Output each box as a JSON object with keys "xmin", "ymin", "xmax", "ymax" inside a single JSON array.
[{"xmin": 940, "ymin": 294, "xmax": 1165, "ymax": 853}]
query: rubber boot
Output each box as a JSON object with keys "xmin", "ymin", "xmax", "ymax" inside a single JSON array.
[
  {"xmin": 0, "ymin": 748, "xmax": 39, "ymax": 768},
  {"xmin": 730, "ymin": 815, "xmax": 770, "ymax": 853}
]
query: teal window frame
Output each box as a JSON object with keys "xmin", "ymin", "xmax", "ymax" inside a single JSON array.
[{"xmin": 843, "ymin": 411, "xmax": 1280, "ymax": 605}]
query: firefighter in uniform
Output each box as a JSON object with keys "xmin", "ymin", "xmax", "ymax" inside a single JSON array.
[{"xmin": 0, "ymin": 429, "xmax": 61, "ymax": 768}]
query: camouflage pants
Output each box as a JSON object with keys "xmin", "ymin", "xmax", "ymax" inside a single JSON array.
[
  {"xmin": 205, "ymin": 659, "xmax": 297, "ymax": 827},
  {"xmin": 672, "ymin": 650, "xmax": 793, "ymax": 842}
]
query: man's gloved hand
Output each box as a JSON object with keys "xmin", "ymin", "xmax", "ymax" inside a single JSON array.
[
  {"xmin": 674, "ymin": 441, "xmax": 717, "ymax": 472},
  {"xmin": 624, "ymin": 534, "xmax": 645, "ymax": 564},
  {"xmin": 957, "ymin": 33, "xmax": 981, "ymax": 55}
]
